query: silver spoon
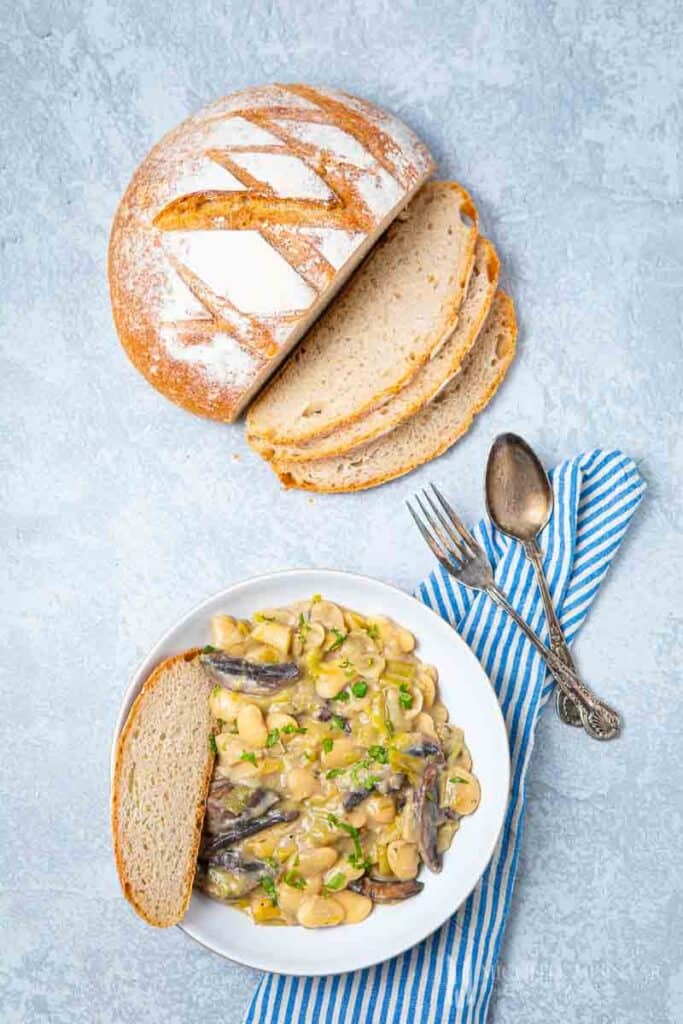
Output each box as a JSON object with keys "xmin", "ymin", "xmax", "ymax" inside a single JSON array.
[{"xmin": 485, "ymin": 432, "xmax": 621, "ymax": 738}]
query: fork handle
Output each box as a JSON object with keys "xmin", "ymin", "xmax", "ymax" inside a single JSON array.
[
  {"xmin": 523, "ymin": 539, "xmax": 583, "ymax": 728},
  {"xmin": 486, "ymin": 583, "xmax": 621, "ymax": 740}
]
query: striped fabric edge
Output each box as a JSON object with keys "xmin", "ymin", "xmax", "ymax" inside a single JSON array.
[{"xmin": 244, "ymin": 449, "xmax": 645, "ymax": 1024}]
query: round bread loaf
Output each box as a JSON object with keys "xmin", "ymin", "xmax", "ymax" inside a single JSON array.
[{"xmin": 109, "ymin": 84, "xmax": 434, "ymax": 421}]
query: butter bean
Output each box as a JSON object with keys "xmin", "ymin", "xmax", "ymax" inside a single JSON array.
[{"xmin": 237, "ymin": 704, "xmax": 268, "ymax": 748}]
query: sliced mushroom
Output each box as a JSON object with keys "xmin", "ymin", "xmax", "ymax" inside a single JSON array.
[
  {"xmin": 349, "ymin": 876, "xmax": 424, "ymax": 902},
  {"xmin": 201, "ymin": 807, "xmax": 299, "ymax": 858},
  {"xmin": 195, "ymin": 850, "xmax": 275, "ymax": 901},
  {"xmin": 414, "ymin": 761, "xmax": 442, "ymax": 873},
  {"xmin": 342, "ymin": 788, "xmax": 375, "ymax": 812},
  {"xmin": 403, "ymin": 737, "xmax": 444, "ymax": 761},
  {"xmin": 204, "ymin": 779, "xmax": 280, "ymax": 835},
  {"xmin": 200, "ymin": 651, "xmax": 300, "ymax": 695}
]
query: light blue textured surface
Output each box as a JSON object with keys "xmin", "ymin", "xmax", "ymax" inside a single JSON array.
[{"xmin": 0, "ymin": 2, "xmax": 681, "ymax": 1023}]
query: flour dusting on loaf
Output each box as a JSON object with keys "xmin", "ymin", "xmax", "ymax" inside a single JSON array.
[{"xmin": 109, "ymin": 84, "xmax": 434, "ymax": 421}]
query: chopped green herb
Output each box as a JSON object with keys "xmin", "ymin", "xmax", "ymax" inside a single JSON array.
[
  {"xmin": 240, "ymin": 751, "xmax": 257, "ymax": 765},
  {"xmin": 348, "ymin": 852, "xmax": 373, "ymax": 871},
  {"xmin": 324, "ymin": 872, "xmax": 346, "ymax": 892},
  {"xmin": 312, "ymin": 593, "xmax": 322, "ymax": 603},
  {"xmin": 364, "ymin": 624, "xmax": 380, "ymax": 640},
  {"xmin": 202, "ymin": 644, "xmax": 216, "ymax": 654},
  {"xmin": 368, "ymin": 744, "xmax": 388, "ymax": 764},
  {"xmin": 328, "ymin": 814, "xmax": 366, "ymax": 867},
  {"xmin": 328, "ymin": 628, "xmax": 347, "ymax": 651},
  {"xmin": 254, "ymin": 612, "xmax": 275, "ymax": 623},
  {"xmin": 449, "ymin": 776, "xmax": 468, "ymax": 785},
  {"xmin": 363, "ymin": 776, "xmax": 379, "ymax": 790},
  {"xmin": 385, "ymin": 719, "xmax": 395, "ymax": 737},
  {"xmin": 325, "ymin": 767, "xmax": 345, "ymax": 779},
  {"xmin": 328, "ymin": 814, "xmax": 355, "ymax": 838},
  {"xmin": 335, "ymin": 689, "xmax": 351, "ymax": 702},
  {"xmin": 260, "ymin": 875, "xmax": 278, "ymax": 905},
  {"xmin": 426, "ymin": 791, "xmax": 435, "ymax": 802},
  {"xmin": 398, "ymin": 683, "xmax": 413, "ymax": 710},
  {"xmin": 208, "ymin": 733, "xmax": 218, "ymax": 755},
  {"xmin": 284, "ymin": 870, "xmax": 306, "ymax": 890},
  {"xmin": 211, "ymin": 684, "xmax": 222, "ymax": 697},
  {"xmin": 351, "ymin": 681, "xmax": 368, "ymax": 698},
  {"xmin": 281, "ymin": 724, "xmax": 307, "ymax": 735},
  {"xmin": 322, "ymin": 737, "xmax": 334, "ymax": 754},
  {"xmin": 296, "ymin": 612, "xmax": 311, "ymax": 639},
  {"xmin": 331, "ymin": 714, "xmax": 346, "ymax": 731},
  {"xmin": 350, "ymin": 758, "xmax": 372, "ymax": 787},
  {"xmin": 266, "ymin": 728, "xmax": 280, "ymax": 748},
  {"xmin": 293, "ymin": 854, "xmax": 300, "ymax": 867}
]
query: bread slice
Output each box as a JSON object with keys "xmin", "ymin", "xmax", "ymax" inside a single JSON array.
[
  {"xmin": 112, "ymin": 651, "xmax": 215, "ymax": 927},
  {"xmin": 273, "ymin": 291, "xmax": 516, "ymax": 492},
  {"xmin": 254, "ymin": 237, "xmax": 499, "ymax": 463},
  {"xmin": 246, "ymin": 182, "xmax": 478, "ymax": 444}
]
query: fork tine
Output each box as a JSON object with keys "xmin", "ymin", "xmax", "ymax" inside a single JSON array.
[
  {"xmin": 422, "ymin": 488, "xmax": 469, "ymax": 560},
  {"xmin": 406, "ymin": 500, "xmax": 459, "ymax": 572},
  {"xmin": 430, "ymin": 484, "xmax": 480, "ymax": 554},
  {"xmin": 415, "ymin": 494, "xmax": 464, "ymax": 567}
]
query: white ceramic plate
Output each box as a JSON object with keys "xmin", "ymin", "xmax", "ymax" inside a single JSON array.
[{"xmin": 111, "ymin": 569, "xmax": 510, "ymax": 975}]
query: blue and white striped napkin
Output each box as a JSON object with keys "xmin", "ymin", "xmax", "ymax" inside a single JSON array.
[{"xmin": 245, "ymin": 448, "xmax": 645, "ymax": 1024}]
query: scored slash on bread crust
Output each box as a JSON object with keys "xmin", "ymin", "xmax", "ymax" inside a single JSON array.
[
  {"xmin": 245, "ymin": 182, "xmax": 479, "ymax": 445},
  {"xmin": 252, "ymin": 236, "xmax": 500, "ymax": 463},
  {"xmin": 108, "ymin": 84, "xmax": 434, "ymax": 423},
  {"xmin": 112, "ymin": 651, "xmax": 215, "ymax": 927},
  {"xmin": 272, "ymin": 291, "xmax": 517, "ymax": 493}
]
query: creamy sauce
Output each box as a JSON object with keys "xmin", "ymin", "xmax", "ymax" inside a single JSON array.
[{"xmin": 195, "ymin": 595, "xmax": 480, "ymax": 928}]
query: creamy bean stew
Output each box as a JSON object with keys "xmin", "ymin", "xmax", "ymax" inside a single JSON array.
[{"xmin": 195, "ymin": 595, "xmax": 480, "ymax": 928}]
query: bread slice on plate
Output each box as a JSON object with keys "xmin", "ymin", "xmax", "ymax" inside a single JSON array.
[
  {"xmin": 273, "ymin": 290, "xmax": 517, "ymax": 492},
  {"xmin": 246, "ymin": 182, "xmax": 479, "ymax": 445},
  {"xmin": 254, "ymin": 236, "xmax": 499, "ymax": 463},
  {"xmin": 112, "ymin": 651, "xmax": 215, "ymax": 927}
]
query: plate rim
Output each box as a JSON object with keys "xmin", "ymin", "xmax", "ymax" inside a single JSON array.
[{"xmin": 110, "ymin": 567, "xmax": 510, "ymax": 975}]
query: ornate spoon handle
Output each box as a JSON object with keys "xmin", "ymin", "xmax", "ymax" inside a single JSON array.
[
  {"xmin": 523, "ymin": 539, "xmax": 583, "ymax": 727},
  {"xmin": 486, "ymin": 583, "xmax": 621, "ymax": 740}
]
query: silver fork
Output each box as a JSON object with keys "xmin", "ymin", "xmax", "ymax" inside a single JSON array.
[{"xmin": 407, "ymin": 484, "xmax": 621, "ymax": 741}]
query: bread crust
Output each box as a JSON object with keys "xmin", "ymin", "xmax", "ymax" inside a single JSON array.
[
  {"xmin": 246, "ymin": 182, "xmax": 479, "ymax": 445},
  {"xmin": 273, "ymin": 292, "xmax": 517, "ymax": 492},
  {"xmin": 252, "ymin": 237, "xmax": 499, "ymax": 463},
  {"xmin": 111, "ymin": 649, "xmax": 215, "ymax": 927},
  {"xmin": 108, "ymin": 84, "xmax": 434, "ymax": 423}
]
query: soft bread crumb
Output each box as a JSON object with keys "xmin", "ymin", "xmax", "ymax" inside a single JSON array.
[
  {"xmin": 112, "ymin": 652, "xmax": 215, "ymax": 927},
  {"xmin": 253, "ymin": 236, "xmax": 499, "ymax": 464},
  {"xmin": 246, "ymin": 183, "xmax": 479, "ymax": 444},
  {"xmin": 271, "ymin": 291, "xmax": 517, "ymax": 492}
]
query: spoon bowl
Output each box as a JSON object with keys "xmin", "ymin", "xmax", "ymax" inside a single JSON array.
[{"xmin": 485, "ymin": 433, "xmax": 553, "ymax": 543}]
